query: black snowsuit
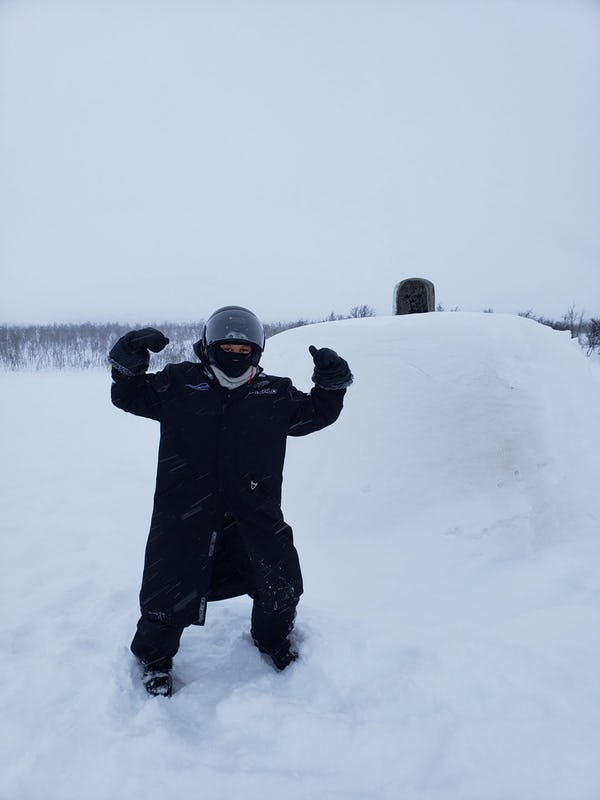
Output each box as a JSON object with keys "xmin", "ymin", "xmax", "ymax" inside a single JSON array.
[{"xmin": 111, "ymin": 360, "xmax": 346, "ymax": 669}]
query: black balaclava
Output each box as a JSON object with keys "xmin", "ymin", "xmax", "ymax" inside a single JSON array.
[{"xmin": 213, "ymin": 346, "xmax": 258, "ymax": 378}]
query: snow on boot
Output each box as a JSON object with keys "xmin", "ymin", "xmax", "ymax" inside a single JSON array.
[
  {"xmin": 257, "ymin": 639, "xmax": 298, "ymax": 671},
  {"xmin": 142, "ymin": 669, "xmax": 173, "ymax": 697}
]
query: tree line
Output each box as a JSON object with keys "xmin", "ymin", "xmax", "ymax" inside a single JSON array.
[{"xmin": 0, "ymin": 306, "xmax": 377, "ymax": 371}]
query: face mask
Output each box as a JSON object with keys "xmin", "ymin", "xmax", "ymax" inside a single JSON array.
[{"xmin": 213, "ymin": 348, "xmax": 255, "ymax": 378}]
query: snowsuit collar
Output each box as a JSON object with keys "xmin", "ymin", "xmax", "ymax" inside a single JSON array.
[
  {"xmin": 201, "ymin": 362, "xmax": 263, "ymax": 391},
  {"xmin": 210, "ymin": 364, "xmax": 256, "ymax": 389}
]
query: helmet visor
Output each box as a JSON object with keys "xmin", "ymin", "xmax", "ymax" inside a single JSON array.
[{"xmin": 204, "ymin": 306, "xmax": 265, "ymax": 350}]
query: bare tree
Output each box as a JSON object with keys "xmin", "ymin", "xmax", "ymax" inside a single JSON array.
[
  {"xmin": 349, "ymin": 305, "xmax": 376, "ymax": 318},
  {"xmin": 562, "ymin": 304, "xmax": 585, "ymax": 339},
  {"xmin": 586, "ymin": 318, "xmax": 600, "ymax": 356}
]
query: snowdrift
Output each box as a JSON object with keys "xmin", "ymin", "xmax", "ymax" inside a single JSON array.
[{"xmin": 2, "ymin": 313, "xmax": 600, "ymax": 800}]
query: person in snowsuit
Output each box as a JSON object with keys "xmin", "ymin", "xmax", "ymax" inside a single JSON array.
[{"xmin": 109, "ymin": 306, "xmax": 352, "ymax": 696}]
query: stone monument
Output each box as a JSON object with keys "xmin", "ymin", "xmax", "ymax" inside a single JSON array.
[{"xmin": 393, "ymin": 278, "xmax": 435, "ymax": 314}]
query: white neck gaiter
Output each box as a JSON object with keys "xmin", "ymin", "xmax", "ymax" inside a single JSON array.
[{"xmin": 211, "ymin": 364, "xmax": 255, "ymax": 390}]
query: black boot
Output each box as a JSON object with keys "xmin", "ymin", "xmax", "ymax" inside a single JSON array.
[
  {"xmin": 142, "ymin": 669, "xmax": 173, "ymax": 697},
  {"xmin": 256, "ymin": 639, "xmax": 298, "ymax": 671}
]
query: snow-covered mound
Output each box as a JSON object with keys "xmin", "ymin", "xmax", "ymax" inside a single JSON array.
[{"xmin": 2, "ymin": 313, "xmax": 600, "ymax": 800}]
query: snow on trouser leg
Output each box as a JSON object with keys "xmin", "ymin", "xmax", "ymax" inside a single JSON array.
[
  {"xmin": 251, "ymin": 604, "xmax": 300, "ymax": 671},
  {"xmin": 130, "ymin": 614, "xmax": 185, "ymax": 672},
  {"xmin": 242, "ymin": 518, "xmax": 304, "ymax": 652}
]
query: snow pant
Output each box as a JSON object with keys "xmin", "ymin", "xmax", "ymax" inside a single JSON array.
[{"xmin": 131, "ymin": 513, "xmax": 303, "ymax": 670}]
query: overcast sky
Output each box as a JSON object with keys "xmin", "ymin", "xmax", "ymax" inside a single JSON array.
[{"xmin": 1, "ymin": 0, "xmax": 598, "ymax": 325}]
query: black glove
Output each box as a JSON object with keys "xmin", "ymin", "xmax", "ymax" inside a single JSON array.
[
  {"xmin": 309, "ymin": 345, "xmax": 353, "ymax": 390},
  {"xmin": 109, "ymin": 328, "xmax": 170, "ymax": 376}
]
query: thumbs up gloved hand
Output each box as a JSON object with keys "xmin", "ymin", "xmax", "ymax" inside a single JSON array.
[
  {"xmin": 309, "ymin": 345, "xmax": 353, "ymax": 390},
  {"xmin": 109, "ymin": 328, "xmax": 170, "ymax": 376}
]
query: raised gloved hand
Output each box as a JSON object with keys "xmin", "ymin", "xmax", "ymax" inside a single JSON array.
[
  {"xmin": 309, "ymin": 345, "xmax": 353, "ymax": 390},
  {"xmin": 109, "ymin": 328, "xmax": 170, "ymax": 376}
]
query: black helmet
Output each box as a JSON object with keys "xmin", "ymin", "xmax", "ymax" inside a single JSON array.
[{"xmin": 194, "ymin": 306, "xmax": 265, "ymax": 373}]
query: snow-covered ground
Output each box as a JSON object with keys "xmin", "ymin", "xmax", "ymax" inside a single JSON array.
[{"xmin": 2, "ymin": 313, "xmax": 600, "ymax": 800}]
